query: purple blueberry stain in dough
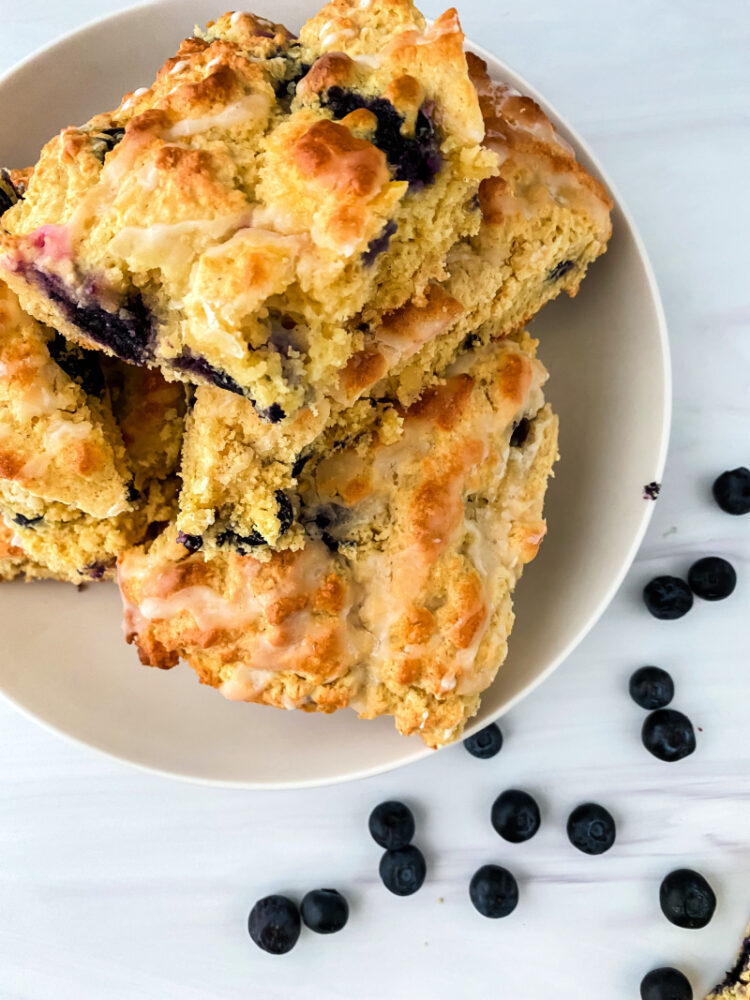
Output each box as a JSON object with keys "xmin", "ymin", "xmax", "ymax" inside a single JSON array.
[
  {"xmin": 643, "ymin": 481, "xmax": 661, "ymax": 500},
  {"xmin": 257, "ymin": 402, "xmax": 286, "ymax": 424},
  {"xmin": 84, "ymin": 561, "xmax": 110, "ymax": 580},
  {"xmin": 362, "ymin": 220, "xmax": 398, "ymax": 266},
  {"xmin": 170, "ymin": 351, "xmax": 245, "ymax": 395},
  {"xmin": 12, "ymin": 513, "xmax": 43, "ymax": 528},
  {"xmin": 547, "ymin": 259, "xmax": 575, "ymax": 281},
  {"xmin": 176, "ymin": 531, "xmax": 203, "ymax": 554},
  {"xmin": 275, "ymin": 490, "xmax": 294, "ymax": 535},
  {"xmin": 24, "ymin": 265, "xmax": 153, "ymax": 365}
]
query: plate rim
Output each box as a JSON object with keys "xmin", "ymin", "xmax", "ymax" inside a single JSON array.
[{"xmin": 0, "ymin": 0, "xmax": 672, "ymax": 788}]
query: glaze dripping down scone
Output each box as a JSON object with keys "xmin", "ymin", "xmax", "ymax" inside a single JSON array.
[
  {"xmin": 118, "ymin": 334, "xmax": 558, "ymax": 746},
  {"xmin": 174, "ymin": 45, "xmax": 610, "ymax": 554},
  {"xmin": 0, "ymin": 281, "xmax": 185, "ymax": 582},
  {"xmin": 0, "ymin": 0, "xmax": 495, "ymax": 420}
]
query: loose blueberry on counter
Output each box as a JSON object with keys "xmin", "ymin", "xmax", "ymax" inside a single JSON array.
[
  {"xmin": 687, "ymin": 556, "xmax": 736, "ymax": 601},
  {"xmin": 640, "ymin": 967, "xmax": 693, "ymax": 1000},
  {"xmin": 641, "ymin": 709, "xmax": 696, "ymax": 762},
  {"xmin": 643, "ymin": 576, "xmax": 693, "ymax": 620},
  {"xmin": 369, "ymin": 801, "xmax": 415, "ymax": 850},
  {"xmin": 566, "ymin": 802, "xmax": 616, "ymax": 855},
  {"xmin": 712, "ymin": 467, "xmax": 750, "ymax": 515},
  {"xmin": 463, "ymin": 722, "xmax": 503, "ymax": 759},
  {"xmin": 379, "ymin": 845, "xmax": 426, "ymax": 896},
  {"xmin": 629, "ymin": 666, "xmax": 674, "ymax": 710},
  {"xmin": 300, "ymin": 889, "xmax": 349, "ymax": 934},
  {"xmin": 491, "ymin": 789, "xmax": 541, "ymax": 844},
  {"xmin": 248, "ymin": 895, "xmax": 301, "ymax": 954},
  {"xmin": 469, "ymin": 864, "xmax": 519, "ymax": 918},
  {"xmin": 659, "ymin": 869, "xmax": 716, "ymax": 929}
]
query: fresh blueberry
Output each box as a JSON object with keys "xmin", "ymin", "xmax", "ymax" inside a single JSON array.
[
  {"xmin": 659, "ymin": 869, "xmax": 716, "ymax": 929},
  {"xmin": 491, "ymin": 789, "xmax": 541, "ymax": 844},
  {"xmin": 463, "ymin": 723, "xmax": 503, "ymax": 759},
  {"xmin": 379, "ymin": 845, "xmax": 426, "ymax": 896},
  {"xmin": 248, "ymin": 895, "xmax": 301, "ymax": 954},
  {"xmin": 643, "ymin": 481, "xmax": 661, "ymax": 500},
  {"xmin": 369, "ymin": 801, "xmax": 415, "ymax": 850},
  {"xmin": 712, "ymin": 467, "xmax": 750, "ymax": 515},
  {"xmin": 643, "ymin": 576, "xmax": 693, "ymax": 620},
  {"xmin": 687, "ymin": 556, "xmax": 736, "ymax": 601},
  {"xmin": 566, "ymin": 802, "xmax": 616, "ymax": 855},
  {"xmin": 629, "ymin": 666, "xmax": 674, "ymax": 710},
  {"xmin": 176, "ymin": 531, "xmax": 203, "ymax": 554},
  {"xmin": 642, "ymin": 709, "xmax": 696, "ymax": 762},
  {"xmin": 469, "ymin": 864, "xmax": 519, "ymax": 918},
  {"xmin": 300, "ymin": 889, "xmax": 349, "ymax": 934},
  {"xmin": 640, "ymin": 967, "xmax": 693, "ymax": 1000}
]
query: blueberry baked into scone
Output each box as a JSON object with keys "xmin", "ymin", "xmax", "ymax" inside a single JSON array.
[
  {"xmin": 0, "ymin": 280, "xmax": 185, "ymax": 582},
  {"xmin": 0, "ymin": 0, "xmax": 495, "ymax": 422},
  {"xmin": 173, "ymin": 33, "xmax": 611, "ymax": 554},
  {"xmin": 119, "ymin": 334, "xmax": 558, "ymax": 746}
]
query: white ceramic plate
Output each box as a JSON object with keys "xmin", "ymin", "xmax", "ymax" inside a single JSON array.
[{"xmin": 0, "ymin": 0, "xmax": 670, "ymax": 787}]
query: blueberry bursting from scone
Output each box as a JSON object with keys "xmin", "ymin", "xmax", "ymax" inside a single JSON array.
[
  {"xmin": 118, "ymin": 334, "xmax": 558, "ymax": 747},
  {"xmin": 0, "ymin": 1, "xmax": 495, "ymax": 423}
]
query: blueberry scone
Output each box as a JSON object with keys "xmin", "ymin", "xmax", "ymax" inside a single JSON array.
[
  {"xmin": 0, "ymin": 1, "xmax": 494, "ymax": 422},
  {"xmin": 118, "ymin": 333, "xmax": 558, "ymax": 746},
  {"xmin": 706, "ymin": 921, "xmax": 750, "ymax": 999},
  {"xmin": 175, "ymin": 47, "xmax": 610, "ymax": 553},
  {"xmin": 0, "ymin": 282, "xmax": 185, "ymax": 581}
]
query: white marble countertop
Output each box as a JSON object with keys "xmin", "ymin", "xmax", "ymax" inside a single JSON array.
[{"xmin": 1, "ymin": 1, "xmax": 749, "ymax": 996}]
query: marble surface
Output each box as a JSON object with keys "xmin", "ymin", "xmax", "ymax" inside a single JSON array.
[{"xmin": 1, "ymin": 0, "xmax": 749, "ymax": 996}]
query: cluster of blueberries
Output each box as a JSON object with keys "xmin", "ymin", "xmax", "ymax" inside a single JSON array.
[{"xmin": 247, "ymin": 468, "xmax": 748, "ymax": 998}]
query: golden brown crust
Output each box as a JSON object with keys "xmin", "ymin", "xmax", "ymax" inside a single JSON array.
[{"xmin": 118, "ymin": 335, "xmax": 557, "ymax": 746}]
